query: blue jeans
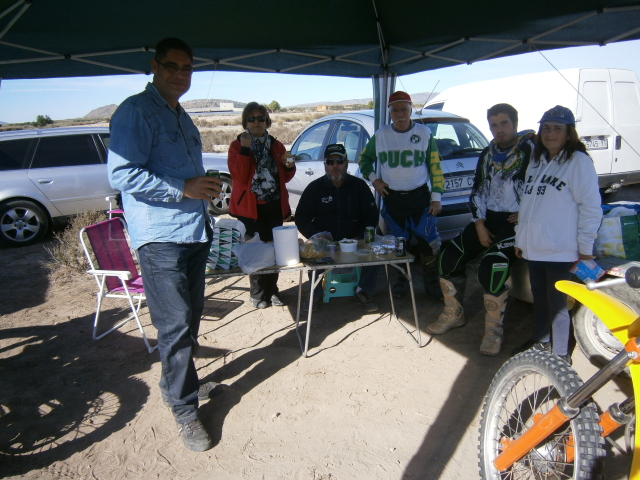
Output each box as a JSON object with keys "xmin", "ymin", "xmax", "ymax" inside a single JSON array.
[
  {"xmin": 528, "ymin": 260, "xmax": 574, "ymax": 356},
  {"xmin": 137, "ymin": 239, "xmax": 211, "ymax": 423}
]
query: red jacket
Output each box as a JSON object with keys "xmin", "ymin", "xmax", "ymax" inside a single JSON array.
[{"xmin": 228, "ymin": 135, "xmax": 296, "ymax": 220}]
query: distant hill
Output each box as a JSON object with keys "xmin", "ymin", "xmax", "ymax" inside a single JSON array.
[
  {"xmin": 84, "ymin": 98, "xmax": 247, "ymax": 119},
  {"xmin": 290, "ymin": 92, "xmax": 439, "ymax": 108},
  {"xmin": 84, "ymin": 104, "xmax": 118, "ymax": 119}
]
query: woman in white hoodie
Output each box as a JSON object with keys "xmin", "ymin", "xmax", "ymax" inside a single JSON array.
[{"xmin": 513, "ymin": 105, "xmax": 602, "ymax": 364}]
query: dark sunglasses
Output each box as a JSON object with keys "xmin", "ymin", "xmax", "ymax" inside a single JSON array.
[
  {"xmin": 247, "ymin": 116, "xmax": 266, "ymax": 123},
  {"xmin": 325, "ymin": 158, "xmax": 346, "ymax": 165}
]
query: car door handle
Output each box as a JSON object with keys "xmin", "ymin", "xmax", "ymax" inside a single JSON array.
[
  {"xmin": 305, "ymin": 169, "xmax": 314, "ymax": 176},
  {"xmin": 37, "ymin": 178, "xmax": 53, "ymax": 184},
  {"xmin": 615, "ymin": 136, "xmax": 622, "ymax": 150}
]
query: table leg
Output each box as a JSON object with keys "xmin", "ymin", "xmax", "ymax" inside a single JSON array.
[
  {"xmin": 295, "ymin": 270, "xmax": 302, "ymax": 324},
  {"xmin": 405, "ymin": 260, "xmax": 422, "ymax": 347},
  {"xmin": 295, "ymin": 269, "xmax": 309, "ymax": 356},
  {"xmin": 385, "ymin": 264, "xmax": 397, "ymax": 319},
  {"xmin": 387, "ymin": 262, "xmax": 422, "ymax": 347}
]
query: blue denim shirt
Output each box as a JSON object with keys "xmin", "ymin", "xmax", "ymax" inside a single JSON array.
[{"xmin": 108, "ymin": 83, "xmax": 208, "ymax": 249}]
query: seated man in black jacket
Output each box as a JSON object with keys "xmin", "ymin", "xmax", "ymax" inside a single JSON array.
[{"xmin": 295, "ymin": 143, "xmax": 379, "ymax": 312}]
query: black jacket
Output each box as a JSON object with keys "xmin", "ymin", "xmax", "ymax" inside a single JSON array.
[{"xmin": 295, "ymin": 174, "xmax": 378, "ymax": 240}]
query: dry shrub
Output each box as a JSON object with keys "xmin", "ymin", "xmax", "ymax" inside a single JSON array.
[
  {"xmin": 269, "ymin": 123, "xmax": 307, "ymax": 144},
  {"xmin": 193, "ymin": 116, "xmax": 242, "ymax": 128},
  {"xmin": 200, "ymin": 130, "xmax": 239, "ymax": 152},
  {"xmin": 45, "ymin": 210, "xmax": 108, "ymax": 279}
]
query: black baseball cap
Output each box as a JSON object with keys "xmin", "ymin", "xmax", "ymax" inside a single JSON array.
[{"xmin": 324, "ymin": 143, "xmax": 347, "ymax": 159}]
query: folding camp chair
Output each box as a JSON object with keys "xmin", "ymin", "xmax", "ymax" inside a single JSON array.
[{"xmin": 79, "ymin": 217, "xmax": 156, "ymax": 353}]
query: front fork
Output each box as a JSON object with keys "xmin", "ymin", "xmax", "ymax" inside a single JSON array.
[{"xmin": 494, "ymin": 337, "xmax": 640, "ymax": 472}]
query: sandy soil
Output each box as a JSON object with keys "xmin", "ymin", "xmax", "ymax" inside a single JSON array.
[{"xmin": 0, "ymin": 225, "xmax": 633, "ymax": 479}]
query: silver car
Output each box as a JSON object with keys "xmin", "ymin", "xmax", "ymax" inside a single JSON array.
[
  {"xmin": 0, "ymin": 127, "xmax": 116, "ymax": 246},
  {"xmin": 287, "ymin": 110, "xmax": 489, "ymax": 241}
]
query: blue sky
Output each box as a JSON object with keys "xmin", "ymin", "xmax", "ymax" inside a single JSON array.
[{"xmin": 1, "ymin": 39, "xmax": 639, "ymax": 124}]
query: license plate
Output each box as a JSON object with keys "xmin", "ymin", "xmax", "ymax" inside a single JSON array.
[
  {"xmin": 582, "ymin": 137, "xmax": 608, "ymax": 150},
  {"xmin": 445, "ymin": 175, "xmax": 474, "ymax": 190}
]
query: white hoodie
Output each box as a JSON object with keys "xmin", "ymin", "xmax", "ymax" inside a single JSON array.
[{"xmin": 515, "ymin": 150, "xmax": 602, "ymax": 262}]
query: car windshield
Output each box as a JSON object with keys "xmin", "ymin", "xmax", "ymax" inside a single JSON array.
[{"xmin": 423, "ymin": 122, "xmax": 488, "ymax": 159}]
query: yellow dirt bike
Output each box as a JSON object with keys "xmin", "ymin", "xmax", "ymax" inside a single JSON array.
[{"xmin": 479, "ymin": 267, "xmax": 640, "ymax": 479}]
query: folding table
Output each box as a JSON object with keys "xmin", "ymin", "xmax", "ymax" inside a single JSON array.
[{"xmin": 296, "ymin": 241, "xmax": 421, "ymax": 357}]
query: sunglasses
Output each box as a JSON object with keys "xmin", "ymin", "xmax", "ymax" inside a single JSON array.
[
  {"xmin": 325, "ymin": 158, "xmax": 346, "ymax": 165},
  {"xmin": 156, "ymin": 60, "xmax": 194, "ymax": 75},
  {"xmin": 247, "ymin": 116, "xmax": 267, "ymax": 123}
]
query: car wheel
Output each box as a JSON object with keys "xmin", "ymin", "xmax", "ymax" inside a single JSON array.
[
  {"xmin": 208, "ymin": 174, "xmax": 232, "ymax": 216},
  {"xmin": 0, "ymin": 200, "xmax": 50, "ymax": 247}
]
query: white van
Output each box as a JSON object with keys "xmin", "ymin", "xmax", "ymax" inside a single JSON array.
[{"xmin": 424, "ymin": 68, "xmax": 640, "ymax": 200}]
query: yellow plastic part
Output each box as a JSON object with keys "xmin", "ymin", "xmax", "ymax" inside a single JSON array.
[
  {"xmin": 555, "ymin": 280, "xmax": 640, "ymax": 479},
  {"xmin": 555, "ymin": 280, "xmax": 639, "ymax": 344},
  {"xmin": 631, "ymin": 363, "xmax": 640, "ymax": 479}
]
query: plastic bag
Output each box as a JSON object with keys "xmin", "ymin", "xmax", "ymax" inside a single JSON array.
[
  {"xmin": 232, "ymin": 233, "xmax": 277, "ymax": 274},
  {"xmin": 594, "ymin": 213, "xmax": 640, "ymax": 260},
  {"xmin": 300, "ymin": 232, "xmax": 333, "ymax": 259},
  {"xmin": 207, "ymin": 218, "xmax": 245, "ymax": 271}
]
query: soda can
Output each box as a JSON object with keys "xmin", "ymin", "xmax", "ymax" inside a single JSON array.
[
  {"xmin": 395, "ymin": 237, "xmax": 406, "ymax": 257},
  {"xmin": 206, "ymin": 169, "xmax": 220, "ymax": 179},
  {"xmin": 364, "ymin": 226, "xmax": 375, "ymax": 244}
]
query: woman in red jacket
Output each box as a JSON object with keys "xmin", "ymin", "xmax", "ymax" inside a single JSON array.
[{"xmin": 228, "ymin": 102, "xmax": 296, "ymax": 309}]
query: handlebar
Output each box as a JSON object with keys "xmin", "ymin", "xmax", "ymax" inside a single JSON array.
[{"xmin": 585, "ymin": 266, "xmax": 640, "ymax": 290}]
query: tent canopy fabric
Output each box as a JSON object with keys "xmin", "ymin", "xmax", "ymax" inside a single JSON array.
[{"xmin": 1, "ymin": 0, "xmax": 640, "ymax": 80}]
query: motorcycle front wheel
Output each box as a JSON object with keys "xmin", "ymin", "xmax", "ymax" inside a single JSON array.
[{"xmin": 479, "ymin": 350, "xmax": 605, "ymax": 479}]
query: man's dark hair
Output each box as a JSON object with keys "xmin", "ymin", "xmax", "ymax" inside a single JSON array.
[
  {"xmin": 487, "ymin": 103, "xmax": 518, "ymax": 126},
  {"xmin": 155, "ymin": 38, "xmax": 193, "ymax": 62}
]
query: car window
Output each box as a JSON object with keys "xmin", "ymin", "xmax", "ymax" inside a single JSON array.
[
  {"xmin": 426, "ymin": 122, "xmax": 488, "ymax": 158},
  {"xmin": 98, "ymin": 133, "xmax": 111, "ymax": 154},
  {"xmin": 291, "ymin": 122, "xmax": 331, "ymax": 160},
  {"xmin": 31, "ymin": 134, "xmax": 103, "ymax": 168},
  {"xmin": 0, "ymin": 138, "xmax": 36, "ymax": 171},
  {"xmin": 329, "ymin": 121, "xmax": 364, "ymax": 162}
]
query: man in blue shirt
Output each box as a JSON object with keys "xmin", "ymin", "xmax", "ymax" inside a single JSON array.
[{"xmin": 108, "ymin": 38, "xmax": 221, "ymax": 452}]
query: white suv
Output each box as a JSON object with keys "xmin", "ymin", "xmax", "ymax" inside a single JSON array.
[{"xmin": 0, "ymin": 127, "xmax": 115, "ymax": 246}]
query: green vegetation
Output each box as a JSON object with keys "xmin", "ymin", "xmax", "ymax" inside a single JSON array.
[
  {"xmin": 34, "ymin": 115, "xmax": 54, "ymax": 127},
  {"xmin": 267, "ymin": 100, "xmax": 282, "ymax": 112}
]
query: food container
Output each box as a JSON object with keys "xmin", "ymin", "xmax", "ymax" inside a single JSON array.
[{"xmin": 339, "ymin": 239, "xmax": 358, "ymax": 253}]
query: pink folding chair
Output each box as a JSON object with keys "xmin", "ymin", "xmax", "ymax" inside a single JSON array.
[
  {"xmin": 106, "ymin": 195, "xmax": 125, "ymax": 220},
  {"xmin": 79, "ymin": 217, "xmax": 156, "ymax": 353}
]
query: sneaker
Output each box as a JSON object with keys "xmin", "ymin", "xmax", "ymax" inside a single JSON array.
[
  {"xmin": 511, "ymin": 340, "xmax": 551, "ymax": 356},
  {"xmin": 270, "ymin": 295, "xmax": 285, "ymax": 307},
  {"xmin": 162, "ymin": 381, "xmax": 223, "ymax": 407},
  {"xmin": 302, "ymin": 295, "xmax": 322, "ymax": 311},
  {"xmin": 353, "ymin": 286, "xmax": 379, "ymax": 312},
  {"xmin": 197, "ymin": 381, "xmax": 223, "ymax": 401},
  {"xmin": 249, "ymin": 298, "xmax": 268, "ymax": 309},
  {"xmin": 177, "ymin": 417, "xmax": 212, "ymax": 452}
]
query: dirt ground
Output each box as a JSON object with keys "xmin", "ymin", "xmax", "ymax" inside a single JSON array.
[{"xmin": 0, "ymin": 214, "xmax": 635, "ymax": 479}]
